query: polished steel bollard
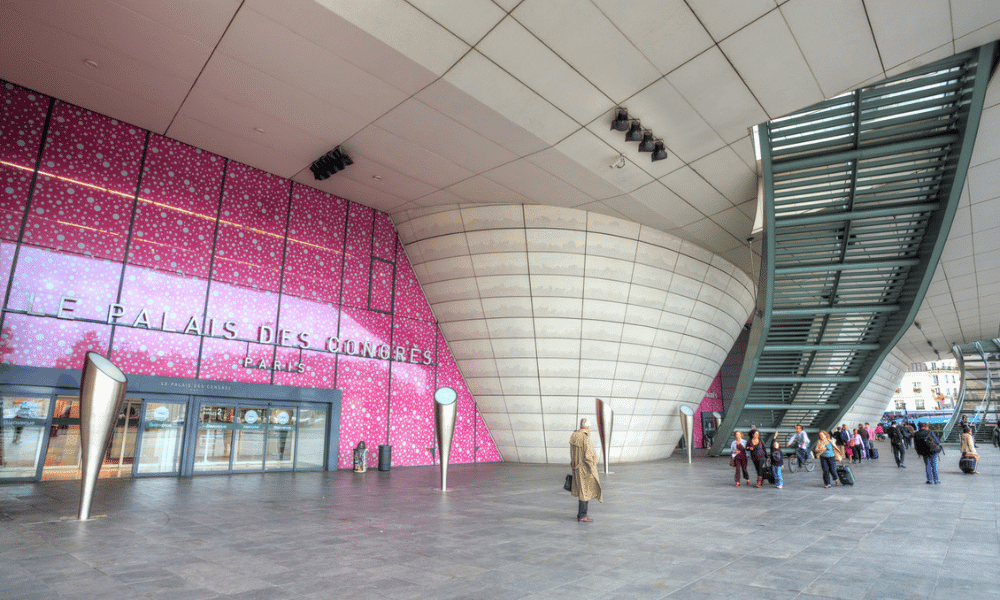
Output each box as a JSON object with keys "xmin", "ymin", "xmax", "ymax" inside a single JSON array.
[
  {"xmin": 433, "ymin": 387, "xmax": 457, "ymax": 491},
  {"xmin": 78, "ymin": 352, "xmax": 128, "ymax": 520},
  {"xmin": 679, "ymin": 405, "xmax": 694, "ymax": 464},
  {"xmin": 595, "ymin": 398, "xmax": 614, "ymax": 474}
]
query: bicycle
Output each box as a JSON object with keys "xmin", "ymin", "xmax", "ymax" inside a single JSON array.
[{"xmin": 786, "ymin": 447, "xmax": 815, "ymax": 473}]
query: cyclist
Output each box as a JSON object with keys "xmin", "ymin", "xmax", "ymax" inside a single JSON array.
[{"xmin": 787, "ymin": 424, "xmax": 810, "ymax": 468}]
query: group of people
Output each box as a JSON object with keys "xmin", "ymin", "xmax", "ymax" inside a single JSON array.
[
  {"xmin": 728, "ymin": 419, "xmax": 987, "ymax": 489},
  {"xmin": 727, "ymin": 428, "xmax": 786, "ymax": 488},
  {"xmin": 830, "ymin": 422, "xmax": 878, "ymax": 463},
  {"xmin": 568, "ymin": 414, "xmax": 989, "ymax": 522}
]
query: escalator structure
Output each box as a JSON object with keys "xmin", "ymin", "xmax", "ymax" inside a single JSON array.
[
  {"xmin": 942, "ymin": 340, "xmax": 1000, "ymax": 445},
  {"xmin": 710, "ymin": 43, "xmax": 999, "ymax": 455}
]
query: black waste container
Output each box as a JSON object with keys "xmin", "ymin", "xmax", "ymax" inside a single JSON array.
[{"xmin": 378, "ymin": 444, "xmax": 392, "ymax": 471}]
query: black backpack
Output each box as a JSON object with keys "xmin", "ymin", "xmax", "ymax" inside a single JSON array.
[
  {"xmin": 914, "ymin": 429, "xmax": 941, "ymax": 455},
  {"xmin": 888, "ymin": 426, "xmax": 903, "ymax": 445}
]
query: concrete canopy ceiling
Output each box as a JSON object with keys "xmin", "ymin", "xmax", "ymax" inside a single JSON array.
[{"xmin": 2, "ymin": 0, "xmax": 1000, "ymax": 365}]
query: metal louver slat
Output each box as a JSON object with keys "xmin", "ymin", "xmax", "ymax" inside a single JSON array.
[{"xmin": 709, "ymin": 42, "xmax": 999, "ymax": 455}]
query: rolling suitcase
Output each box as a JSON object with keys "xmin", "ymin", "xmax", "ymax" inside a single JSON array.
[
  {"xmin": 762, "ymin": 463, "xmax": 775, "ymax": 484},
  {"xmin": 869, "ymin": 447, "xmax": 878, "ymax": 459},
  {"xmin": 959, "ymin": 455, "xmax": 977, "ymax": 473},
  {"xmin": 836, "ymin": 464, "xmax": 855, "ymax": 486}
]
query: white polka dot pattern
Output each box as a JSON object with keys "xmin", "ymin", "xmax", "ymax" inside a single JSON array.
[{"xmin": 0, "ymin": 82, "xmax": 501, "ymax": 469}]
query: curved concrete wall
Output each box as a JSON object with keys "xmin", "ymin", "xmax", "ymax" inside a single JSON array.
[
  {"xmin": 394, "ymin": 205, "xmax": 755, "ymax": 464},
  {"xmin": 841, "ymin": 347, "xmax": 908, "ymax": 430}
]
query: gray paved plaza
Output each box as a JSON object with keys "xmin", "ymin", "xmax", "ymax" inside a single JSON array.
[{"xmin": 2, "ymin": 440, "xmax": 998, "ymax": 599}]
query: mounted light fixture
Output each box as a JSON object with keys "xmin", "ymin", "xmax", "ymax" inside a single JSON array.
[
  {"xmin": 638, "ymin": 131, "xmax": 656, "ymax": 152},
  {"xmin": 611, "ymin": 108, "xmax": 630, "ymax": 131},
  {"xmin": 309, "ymin": 146, "xmax": 353, "ymax": 180},
  {"xmin": 651, "ymin": 141, "xmax": 668, "ymax": 162},
  {"xmin": 625, "ymin": 121, "xmax": 643, "ymax": 142},
  {"xmin": 611, "ymin": 107, "xmax": 668, "ymax": 162}
]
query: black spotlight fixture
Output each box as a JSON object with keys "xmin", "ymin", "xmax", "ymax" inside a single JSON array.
[
  {"xmin": 638, "ymin": 131, "xmax": 656, "ymax": 152},
  {"xmin": 610, "ymin": 108, "xmax": 630, "ymax": 131},
  {"xmin": 309, "ymin": 146, "xmax": 354, "ymax": 180},
  {"xmin": 651, "ymin": 141, "xmax": 668, "ymax": 162},
  {"xmin": 625, "ymin": 120, "xmax": 643, "ymax": 142}
]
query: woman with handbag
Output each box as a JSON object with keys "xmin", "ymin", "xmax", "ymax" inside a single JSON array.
[
  {"xmin": 746, "ymin": 430, "xmax": 767, "ymax": 487},
  {"xmin": 730, "ymin": 431, "xmax": 749, "ymax": 486},
  {"xmin": 813, "ymin": 430, "xmax": 843, "ymax": 488},
  {"xmin": 960, "ymin": 425, "xmax": 979, "ymax": 473}
]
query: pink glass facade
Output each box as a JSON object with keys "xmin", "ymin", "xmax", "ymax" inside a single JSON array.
[
  {"xmin": 0, "ymin": 81, "xmax": 500, "ymax": 468},
  {"xmin": 694, "ymin": 374, "xmax": 724, "ymax": 449}
]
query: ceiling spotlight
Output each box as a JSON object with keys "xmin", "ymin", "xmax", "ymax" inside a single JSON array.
[
  {"xmin": 638, "ymin": 131, "xmax": 656, "ymax": 152},
  {"xmin": 309, "ymin": 146, "xmax": 353, "ymax": 180},
  {"xmin": 611, "ymin": 108, "xmax": 630, "ymax": 131},
  {"xmin": 651, "ymin": 141, "xmax": 668, "ymax": 162},
  {"xmin": 625, "ymin": 120, "xmax": 643, "ymax": 142}
]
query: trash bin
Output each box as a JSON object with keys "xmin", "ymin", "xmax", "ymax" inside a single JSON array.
[
  {"xmin": 378, "ymin": 444, "xmax": 392, "ymax": 471},
  {"xmin": 353, "ymin": 441, "xmax": 367, "ymax": 473}
]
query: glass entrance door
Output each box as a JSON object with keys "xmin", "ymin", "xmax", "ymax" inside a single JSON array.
[
  {"xmin": 1, "ymin": 394, "xmax": 52, "ymax": 480},
  {"xmin": 192, "ymin": 400, "xmax": 324, "ymax": 474},
  {"xmin": 265, "ymin": 407, "xmax": 295, "ymax": 471},
  {"xmin": 136, "ymin": 399, "xmax": 186, "ymax": 475},
  {"xmin": 40, "ymin": 395, "xmax": 149, "ymax": 480},
  {"xmin": 193, "ymin": 404, "xmax": 235, "ymax": 473},
  {"xmin": 233, "ymin": 406, "xmax": 267, "ymax": 472}
]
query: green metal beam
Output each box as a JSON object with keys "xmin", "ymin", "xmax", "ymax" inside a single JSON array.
[
  {"xmin": 754, "ymin": 376, "xmax": 860, "ymax": 383},
  {"xmin": 772, "ymin": 305, "xmax": 899, "ymax": 316},
  {"xmin": 774, "ymin": 258, "xmax": 919, "ymax": 276},
  {"xmin": 774, "ymin": 202, "xmax": 939, "ymax": 228},
  {"xmin": 743, "ymin": 404, "xmax": 841, "ymax": 411},
  {"xmin": 763, "ymin": 344, "xmax": 880, "ymax": 352},
  {"xmin": 708, "ymin": 42, "xmax": 999, "ymax": 456}
]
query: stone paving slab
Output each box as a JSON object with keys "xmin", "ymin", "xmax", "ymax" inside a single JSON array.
[{"xmin": 1, "ymin": 440, "xmax": 997, "ymax": 599}]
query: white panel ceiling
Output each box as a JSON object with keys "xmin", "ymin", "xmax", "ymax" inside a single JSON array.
[{"xmin": 2, "ymin": 0, "xmax": 1000, "ymax": 365}]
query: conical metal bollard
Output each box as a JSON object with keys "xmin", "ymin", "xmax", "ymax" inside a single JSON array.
[
  {"xmin": 433, "ymin": 387, "xmax": 457, "ymax": 491},
  {"xmin": 78, "ymin": 352, "xmax": 128, "ymax": 520},
  {"xmin": 595, "ymin": 398, "xmax": 613, "ymax": 474},
  {"xmin": 679, "ymin": 405, "xmax": 694, "ymax": 464}
]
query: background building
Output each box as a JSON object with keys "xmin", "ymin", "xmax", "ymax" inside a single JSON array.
[{"xmin": 890, "ymin": 361, "xmax": 961, "ymax": 412}]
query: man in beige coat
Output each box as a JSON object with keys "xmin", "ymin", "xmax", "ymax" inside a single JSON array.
[{"xmin": 570, "ymin": 417, "xmax": 602, "ymax": 522}]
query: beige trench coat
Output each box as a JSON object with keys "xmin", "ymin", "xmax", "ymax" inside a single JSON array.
[{"xmin": 569, "ymin": 428, "xmax": 603, "ymax": 502}]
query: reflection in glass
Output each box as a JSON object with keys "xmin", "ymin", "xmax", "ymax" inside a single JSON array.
[
  {"xmin": 233, "ymin": 406, "xmax": 266, "ymax": 471},
  {"xmin": 194, "ymin": 405, "xmax": 234, "ymax": 473},
  {"xmin": 103, "ymin": 399, "xmax": 142, "ymax": 479},
  {"xmin": 2, "ymin": 395, "xmax": 51, "ymax": 479},
  {"xmin": 137, "ymin": 402, "xmax": 186, "ymax": 474},
  {"xmin": 265, "ymin": 407, "xmax": 295, "ymax": 470},
  {"xmin": 41, "ymin": 395, "xmax": 80, "ymax": 480},
  {"xmin": 296, "ymin": 404, "xmax": 327, "ymax": 469}
]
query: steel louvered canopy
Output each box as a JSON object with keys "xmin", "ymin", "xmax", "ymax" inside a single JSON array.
[{"xmin": 710, "ymin": 42, "xmax": 999, "ymax": 455}]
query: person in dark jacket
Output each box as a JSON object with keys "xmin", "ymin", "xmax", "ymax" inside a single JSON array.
[
  {"xmin": 913, "ymin": 422, "xmax": 942, "ymax": 484},
  {"xmin": 770, "ymin": 438, "xmax": 784, "ymax": 488},
  {"xmin": 746, "ymin": 430, "xmax": 767, "ymax": 488},
  {"xmin": 857, "ymin": 423, "xmax": 870, "ymax": 460},
  {"xmin": 886, "ymin": 420, "xmax": 906, "ymax": 468}
]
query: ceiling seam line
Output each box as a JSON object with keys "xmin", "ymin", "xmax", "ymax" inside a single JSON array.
[
  {"xmin": 164, "ymin": 0, "xmax": 247, "ymax": 136},
  {"xmin": 859, "ymin": 0, "xmax": 887, "ymax": 77}
]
